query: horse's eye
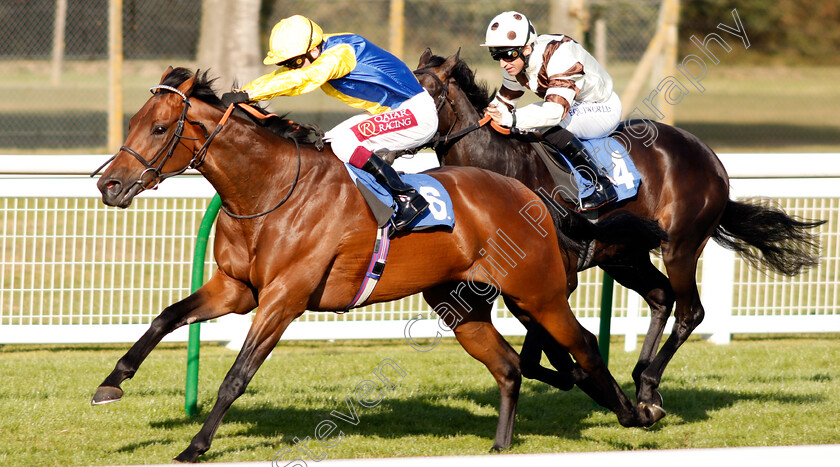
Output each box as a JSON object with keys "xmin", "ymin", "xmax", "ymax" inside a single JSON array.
[{"xmin": 152, "ymin": 125, "xmax": 167, "ymax": 136}]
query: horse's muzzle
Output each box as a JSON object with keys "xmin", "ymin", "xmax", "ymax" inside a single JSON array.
[{"xmin": 97, "ymin": 176, "xmax": 142, "ymax": 208}]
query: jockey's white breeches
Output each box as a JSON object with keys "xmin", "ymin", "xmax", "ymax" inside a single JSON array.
[
  {"xmin": 561, "ymin": 91, "xmax": 622, "ymax": 139},
  {"xmin": 326, "ymin": 91, "xmax": 439, "ymax": 163}
]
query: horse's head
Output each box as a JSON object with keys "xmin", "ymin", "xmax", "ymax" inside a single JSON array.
[
  {"xmin": 415, "ymin": 48, "xmax": 460, "ymax": 130},
  {"xmin": 415, "ymin": 49, "xmax": 493, "ymax": 133},
  {"xmin": 96, "ymin": 67, "xmax": 215, "ymax": 208}
]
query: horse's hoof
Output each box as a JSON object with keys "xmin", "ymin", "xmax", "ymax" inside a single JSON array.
[
  {"xmin": 174, "ymin": 446, "xmax": 202, "ymax": 463},
  {"xmin": 91, "ymin": 386, "xmax": 123, "ymax": 405},
  {"xmin": 651, "ymin": 390, "xmax": 664, "ymax": 408},
  {"xmin": 173, "ymin": 452, "xmax": 194, "ymax": 463},
  {"xmin": 638, "ymin": 401, "xmax": 667, "ymax": 427},
  {"xmin": 488, "ymin": 443, "xmax": 508, "ymax": 453}
]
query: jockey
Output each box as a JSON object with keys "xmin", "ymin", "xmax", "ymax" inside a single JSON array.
[
  {"xmin": 481, "ymin": 11, "xmax": 620, "ymax": 211},
  {"xmin": 221, "ymin": 15, "xmax": 437, "ymax": 232}
]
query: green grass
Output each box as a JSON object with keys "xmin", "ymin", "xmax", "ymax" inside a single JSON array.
[{"xmin": 1, "ymin": 335, "xmax": 839, "ymax": 465}]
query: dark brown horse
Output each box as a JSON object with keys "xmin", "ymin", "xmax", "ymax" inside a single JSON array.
[
  {"xmin": 91, "ymin": 67, "xmax": 666, "ymax": 462},
  {"xmin": 412, "ymin": 50, "xmax": 825, "ymax": 412}
]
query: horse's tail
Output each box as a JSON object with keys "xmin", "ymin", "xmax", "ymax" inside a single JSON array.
[
  {"xmin": 712, "ymin": 199, "xmax": 826, "ymax": 276},
  {"xmin": 538, "ymin": 194, "xmax": 667, "ymax": 258}
]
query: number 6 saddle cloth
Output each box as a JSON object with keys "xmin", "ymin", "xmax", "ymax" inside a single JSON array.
[{"xmin": 344, "ymin": 164, "xmax": 455, "ymax": 231}]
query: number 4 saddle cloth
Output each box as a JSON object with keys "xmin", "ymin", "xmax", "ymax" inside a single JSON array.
[
  {"xmin": 344, "ymin": 164, "xmax": 455, "ymax": 231},
  {"xmin": 537, "ymin": 135, "xmax": 642, "ymax": 206}
]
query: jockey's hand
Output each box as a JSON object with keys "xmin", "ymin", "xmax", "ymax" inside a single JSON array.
[
  {"xmin": 221, "ymin": 91, "xmax": 250, "ymax": 107},
  {"xmin": 484, "ymin": 105, "xmax": 503, "ymax": 125}
]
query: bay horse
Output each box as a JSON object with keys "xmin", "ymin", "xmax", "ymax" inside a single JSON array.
[
  {"xmin": 412, "ymin": 50, "xmax": 825, "ymax": 412},
  {"xmin": 91, "ymin": 67, "xmax": 666, "ymax": 462}
]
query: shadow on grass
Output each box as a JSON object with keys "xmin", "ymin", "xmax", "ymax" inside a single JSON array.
[
  {"xmin": 114, "ymin": 438, "xmax": 173, "ymax": 454},
  {"xmin": 123, "ymin": 381, "xmax": 825, "ymax": 459},
  {"xmin": 677, "ymin": 122, "xmax": 840, "ymax": 150}
]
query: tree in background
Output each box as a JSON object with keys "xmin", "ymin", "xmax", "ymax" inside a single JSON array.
[
  {"xmin": 197, "ymin": 0, "xmax": 263, "ymax": 92},
  {"xmin": 681, "ymin": 0, "xmax": 840, "ymax": 64}
]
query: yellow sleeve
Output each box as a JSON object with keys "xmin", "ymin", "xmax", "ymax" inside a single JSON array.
[{"xmin": 242, "ymin": 44, "xmax": 356, "ymax": 101}]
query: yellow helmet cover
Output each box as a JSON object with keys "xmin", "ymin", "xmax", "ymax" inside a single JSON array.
[{"xmin": 263, "ymin": 15, "xmax": 324, "ymax": 65}]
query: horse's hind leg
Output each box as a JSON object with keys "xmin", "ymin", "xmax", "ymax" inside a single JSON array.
[
  {"xmin": 424, "ymin": 284, "xmax": 520, "ymax": 452},
  {"xmin": 92, "ymin": 272, "xmax": 255, "ymax": 404},
  {"xmin": 635, "ymin": 235, "xmax": 710, "ymax": 408},
  {"xmin": 601, "ymin": 256, "xmax": 675, "ymax": 404},
  {"xmin": 519, "ymin": 294, "xmax": 662, "ymax": 428},
  {"xmin": 506, "ymin": 298, "xmax": 585, "ymax": 392}
]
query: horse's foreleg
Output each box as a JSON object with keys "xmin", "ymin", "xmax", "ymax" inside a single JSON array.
[
  {"xmin": 517, "ymin": 316, "xmax": 622, "ymax": 406},
  {"xmin": 520, "ymin": 323, "xmax": 578, "ymax": 391},
  {"xmin": 425, "ymin": 286, "xmax": 520, "ymax": 452},
  {"xmin": 175, "ymin": 289, "xmax": 299, "ymax": 463},
  {"xmin": 92, "ymin": 272, "xmax": 255, "ymax": 405},
  {"xmin": 601, "ymin": 259, "xmax": 674, "ymax": 402}
]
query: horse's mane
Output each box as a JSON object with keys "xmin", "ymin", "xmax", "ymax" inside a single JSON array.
[
  {"xmin": 160, "ymin": 67, "xmax": 224, "ymax": 107},
  {"xmin": 159, "ymin": 67, "xmax": 323, "ymax": 145},
  {"xmin": 424, "ymin": 54, "xmax": 494, "ymax": 113}
]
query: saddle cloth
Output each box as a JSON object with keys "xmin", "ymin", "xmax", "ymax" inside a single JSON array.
[
  {"xmin": 536, "ymin": 135, "xmax": 641, "ymax": 206},
  {"xmin": 344, "ymin": 164, "xmax": 455, "ymax": 230}
]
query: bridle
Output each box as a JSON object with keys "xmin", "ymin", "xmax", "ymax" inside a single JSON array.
[
  {"xmin": 413, "ymin": 68, "xmax": 461, "ymax": 150},
  {"xmin": 90, "ymin": 85, "xmax": 213, "ymax": 191},
  {"xmin": 412, "ymin": 66, "xmax": 504, "ymax": 153},
  {"xmin": 91, "ymin": 84, "xmax": 301, "ymax": 220},
  {"xmin": 413, "ymin": 68, "xmax": 453, "ymax": 114}
]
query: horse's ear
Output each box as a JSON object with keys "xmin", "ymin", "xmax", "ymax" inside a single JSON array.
[
  {"xmin": 418, "ymin": 48, "xmax": 433, "ymax": 68},
  {"xmin": 177, "ymin": 72, "xmax": 198, "ymax": 97},
  {"xmin": 159, "ymin": 66, "xmax": 175, "ymax": 84},
  {"xmin": 442, "ymin": 50, "xmax": 461, "ymax": 75}
]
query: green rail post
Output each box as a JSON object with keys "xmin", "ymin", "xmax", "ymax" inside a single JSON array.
[
  {"xmin": 598, "ymin": 272, "xmax": 615, "ymax": 368},
  {"xmin": 185, "ymin": 194, "xmax": 222, "ymax": 417}
]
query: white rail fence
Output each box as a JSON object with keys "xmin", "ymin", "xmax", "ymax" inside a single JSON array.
[{"xmin": 1, "ymin": 154, "xmax": 839, "ymax": 347}]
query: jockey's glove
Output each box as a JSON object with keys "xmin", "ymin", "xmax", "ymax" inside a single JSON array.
[{"xmin": 221, "ymin": 91, "xmax": 250, "ymax": 107}]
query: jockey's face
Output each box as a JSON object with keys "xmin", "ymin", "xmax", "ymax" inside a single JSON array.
[{"xmin": 497, "ymin": 45, "xmax": 531, "ymax": 76}]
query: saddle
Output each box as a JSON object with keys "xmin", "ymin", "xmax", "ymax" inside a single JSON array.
[
  {"xmin": 510, "ymin": 130, "xmax": 642, "ymax": 209},
  {"xmin": 530, "ymin": 139, "xmax": 581, "ymax": 205}
]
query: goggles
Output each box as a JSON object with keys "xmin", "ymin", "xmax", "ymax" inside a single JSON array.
[
  {"xmin": 489, "ymin": 47, "xmax": 523, "ymax": 62},
  {"xmin": 278, "ymin": 55, "xmax": 307, "ymax": 69}
]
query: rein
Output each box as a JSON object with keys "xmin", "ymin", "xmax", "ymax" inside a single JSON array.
[
  {"xmin": 220, "ymin": 136, "xmax": 302, "ymax": 220},
  {"xmin": 91, "ymin": 84, "xmax": 302, "ymax": 220}
]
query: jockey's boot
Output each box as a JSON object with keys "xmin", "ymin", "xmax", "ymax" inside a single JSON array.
[
  {"xmin": 558, "ymin": 137, "xmax": 617, "ymax": 211},
  {"xmin": 360, "ymin": 152, "xmax": 429, "ymax": 231}
]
